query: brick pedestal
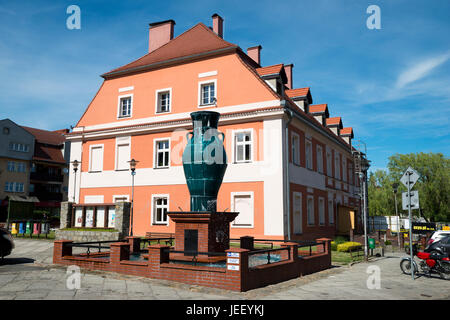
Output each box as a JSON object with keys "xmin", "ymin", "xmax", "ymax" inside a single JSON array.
[{"xmin": 168, "ymin": 211, "xmax": 238, "ymax": 254}]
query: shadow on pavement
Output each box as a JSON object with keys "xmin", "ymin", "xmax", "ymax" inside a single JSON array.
[{"xmin": 0, "ymin": 257, "xmax": 35, "ymax": 266}]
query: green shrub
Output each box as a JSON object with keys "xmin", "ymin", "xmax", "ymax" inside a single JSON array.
[
  {"xmin": 331, "ymin": 241, "xmax": 338, "ymax": 251},
  {"xmin": 334, "ymin": 236, "xmax": 348, "ymax": 244},
  {"xmin": 384, "ymin": 240, "xmax": 392, "ymax": 246},
  {"xmin": 337, "ymin": 241, "xmax": 362, "ymax": 252}
]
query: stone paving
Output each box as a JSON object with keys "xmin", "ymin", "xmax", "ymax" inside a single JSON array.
[{"xmin": 0, "ymin": 238, "xmax": 449, "ymax": 300}]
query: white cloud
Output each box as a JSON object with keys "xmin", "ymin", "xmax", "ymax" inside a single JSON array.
[{"xmin": 396, "ymin": 52, "xmax": 450, "ymax": 88}]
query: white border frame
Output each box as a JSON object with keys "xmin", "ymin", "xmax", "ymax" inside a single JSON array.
[
  {"xmin": 318, "ymin": 196, "xmax": 325, "ymax": 226},
  {"xmin": 307, "ymin": 194, "xmax": 315, "ymax": 226},
  {"xmin": 117, "ymin": 93, "xmax": 133, "ymax": 119},
  {"xmin": 155, "ymin": 87, "xmax": 172, "ymax": 114},
  {"xmin": 291, "ymin": 131, "xmax": 300, "ymax": 166},
  {"xmin": 153, "ymin": 137, "xmax": 171, "ymax": 169},
  {"xmin": 151, "ymin": 194, "xmax": 170, "ymax": 226},
  {"xmin": 232, "ymin": 128, "xmax": 254, "ymax": 164},
  {"xmin": 88, "ymin": 144, "xmax": 104, "ymax": 172},
  {"xmin": 292, "ymin": 191, "xmax": 303, "ymax": 235},
  {"xmin": 230, "ymin": 191, "xmax": 254, "ymax": 228},
  {"xmin": 197, "ymin": 79, "xmax": 217, "ymax": 108},
  {"xmin": 115, "ymin": 136, "xmax": 131, "ymax": 171},
  {"xmin": 118, "ymin": 86, "xmax": 134, "ymax": 93}
]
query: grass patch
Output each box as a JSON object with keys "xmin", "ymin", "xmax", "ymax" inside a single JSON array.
[{"xmin": 331, "ymin": 250, "xmax": 364, "ymax": 265}]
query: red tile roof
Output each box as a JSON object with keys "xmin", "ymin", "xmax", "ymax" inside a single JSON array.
[
  {"xmin": 285, "ymin": 87, "xmax": 310, "ymax": 98},
  {"xmin": 326, "ymin": 117, "xmax": 342, "ymax": 126},
  {"xmin": 22, "ymin": 126, "xmax": 66, "ymax": 145},
  {"xmin": 255, "ymin": 64, "xmax": 284, "ymax": 77},
  {"xmin": 33, "ymin": 144, "xmax": 66, "ymax": 164},
  {"xmin": 309, "ymin": 104, "xmax": 328, "ymax": 113},
  {"xmin": 102, "ymin": 23, "xmax": 238, "ymax": 78},
  {"xmin": 340, "ymin": 127, "xmax": 353, "ymax": 136}
]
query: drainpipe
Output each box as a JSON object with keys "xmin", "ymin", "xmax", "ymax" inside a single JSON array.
[{"xmin": 283, "ymin": 101, "xmax": 293, "ymax": 241}]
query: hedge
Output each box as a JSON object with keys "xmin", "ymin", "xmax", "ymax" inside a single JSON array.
[{"xmin": 337, "ymin": 241, "xmax": 362, "ymax": 252}]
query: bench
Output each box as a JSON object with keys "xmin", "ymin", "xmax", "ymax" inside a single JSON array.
[{"xmin": 144, "ymin": 232, "xmax": 175, "ymax": 246}]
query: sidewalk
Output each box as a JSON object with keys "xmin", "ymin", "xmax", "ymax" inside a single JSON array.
[{"xmin": 1, "ymin": 238, "xmax": 449, "ymax": 300}]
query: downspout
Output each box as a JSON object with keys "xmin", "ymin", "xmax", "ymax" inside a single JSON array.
[{"xmin": 283, "ymin": 101, "xmax": 293, "ymax": 241}]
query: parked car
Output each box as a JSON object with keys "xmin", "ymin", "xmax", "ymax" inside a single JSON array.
[
  {"xmin": 0, "ymin": 227, "xmax": 14, "ymax": 259},
  {"xmin": 427, "ymin": 230, "xmax": 450, "ymax": 245},
  {"xmin": 425, "ymin": 235, "xmax": 450, "ymax": 255}
]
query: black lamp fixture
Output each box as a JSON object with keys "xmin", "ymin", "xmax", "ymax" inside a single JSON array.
[
  {"xmin": 128, "ymin": 158, "xmax": 139, "ymax": 236},
  {"xmin": 70, "ymin": 159, "xmax": 79, "ymax": 203}
]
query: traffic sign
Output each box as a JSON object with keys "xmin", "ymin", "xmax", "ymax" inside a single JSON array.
[
  {"xmin": 402, "ymin": 191, "xmax": 420, "ymax": 210},
  {"xmin": 400, "ymin": 166, "xmax": 420, "ymax": 189}
]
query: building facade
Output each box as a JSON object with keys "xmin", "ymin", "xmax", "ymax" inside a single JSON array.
[
  {"xmin": 0, "ymin": 119, "xmax": 70, "ymax": 223},
  {"xmin": 66, "ymin": 15, "xmax": 364, "ymax": 240}
]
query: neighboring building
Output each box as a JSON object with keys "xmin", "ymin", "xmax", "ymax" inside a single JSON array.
[
  {"xmin": 66, "ymin": 15, "xmax": 366, "ymax": 240},
  {"xmin": 0, "ymin": 119, "xmax": 70, "ymax": 222}
]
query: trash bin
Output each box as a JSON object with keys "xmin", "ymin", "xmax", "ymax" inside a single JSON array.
[
  {"xmin": 41, "ymin": 222, "xmax": 49, "ymax": 235},
  {"xmin": 11, "ymin": 223, "xmax": 18, "ymax": 235},
  {"xmin": 19, "ymin": 222, "xmax": 25, "ymax": 234},
  {"xmin": 33, "ymin": 223, "xmax": 41, "ymax": 235},
  {"xmin": 368, "ymin": 238, "xmax": 376, "ymax": 249},
  {"xmin": 26, "ymin": 221, "xmax": 32, "ymax": 237}
]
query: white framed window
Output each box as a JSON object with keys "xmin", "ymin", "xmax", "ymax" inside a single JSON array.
[
  {"xmin": 115, "ymin": 136, "xmax": 131, "ymax": 170},
  {"xmin": 293, "ymin": 192, "xmax": 302, "ymax": 234},
  {"xmin": 305, "ymin": 140, "xmax": 312, "ymax": 170},
  {"xmin": 7, "ymin": 161, "xmax": 15, "ymax": 172},
  {"xmin": 84, "ymin": 195, "xmax": 104, "ymax": 203},
  {"xmin": 198, "ymin": 80, "xmax": 217, "ymax": 107},
  {"xmin": 307, "ymin": 195, "xmax": 315, "ymax": 226},
  {"xmin": 326, "ymin": 149, "xmax": 332, "ymax": 176},
  {"xmin": 9, "ymin": 142, "xmax": 29, "ymax": 152},
  {"xmin": 328, "ymin": 199, "xmax": 334, "ymax": 225},
  {"xmin": 231, "ymin": 192, "xmax": 254, "ymax": 228},
  {"xmin": 152, "ymin": 195, "xmax": 169, "ymax": 225},
  {"xmin": 342, "ymin": 158, "xmax": 348, "ymax": 182},
  {"xmin": 291, "ymin": 132, "xmax": 300, "ymax": 165},
  {"xmin": 317, "ymin": 145, "xmax": 323, "ymax": 173},
  {"xmin": 155, "ymin": 88, "xmax": 172, "ymax": 113},
  {"xmin": 154, "ymin": 138, "xmax": 170, "ymax": 168},
  {"xmin": 117, "ymin": 94, "xmax": 133, "ymax": 118},
  {"xmin": 89, "ymin": 145, "xmax": 104, "ymax": 172},
  {"xmin": 233, "ymin": 130, "xmax": 253, "ymax": 163},
  {"xmin": 334, "ymin": 152, "xmax": 341, "ymax": 180},
  {"xmin": 318, "ymin": 197, "xmax": 325, "ymax": 225}
]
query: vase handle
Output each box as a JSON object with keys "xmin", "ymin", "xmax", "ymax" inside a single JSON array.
[
  {"xmin": 218, "ymin": 132, "xmax": 225, "ymax": 141},
  {"xmin": 186, "ymin": 131, "xmax": 193, "ymax": 140}
]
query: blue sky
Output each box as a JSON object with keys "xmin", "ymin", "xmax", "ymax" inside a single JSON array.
[{"xmin": 0, "ymin": 0, "xmax": 449, "ymax": 172}]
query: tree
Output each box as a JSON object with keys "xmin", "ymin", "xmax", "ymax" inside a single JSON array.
[
  {"xmin": 368, "ymin": 169, "xmax": 396, "ymax": 216},
  {"xmin": 387, "ymin": 152, "xmax": 450, "ymax": 222}
]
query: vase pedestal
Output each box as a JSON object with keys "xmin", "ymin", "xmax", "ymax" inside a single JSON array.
[{"xmin": 167, "ymin": 211, "xmax": 238, "ymax": 261}]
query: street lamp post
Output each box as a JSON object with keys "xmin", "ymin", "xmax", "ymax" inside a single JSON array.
[
  {"xmin": 71, "ymin": 160, "xmax": 79, "ymax": 203},
  {"xmin": 128, "ymin": 159, "xmax": 139, "ymax": 237},
  {"xmin": 360, "ymin": 157, "xmax": 370, "ymax": 261}
]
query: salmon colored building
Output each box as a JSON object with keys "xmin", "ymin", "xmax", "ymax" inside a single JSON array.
[{"xmin": 66, "ymin": 14, "xmax": 363, "ymax": 241}]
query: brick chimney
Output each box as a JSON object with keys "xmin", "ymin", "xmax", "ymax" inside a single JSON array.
[
  {"xmin": 212, "ymin": 13, "xmax": 224, "ymax": 38},
  {"xmin": 247, "ymin": 45, "xmax": 262, "ymax": 65},
  {"xmin": 148, "ymin": 20, "xmax": 175, "ymax": 53},
  {"xmin": 284, "ymin": 64, "xmax": 293, "ymax": 89}
]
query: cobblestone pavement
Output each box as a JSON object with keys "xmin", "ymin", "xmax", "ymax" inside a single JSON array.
[{"xmin": 1, "ymin": 238, "xmax": 449, "ymax": 300}]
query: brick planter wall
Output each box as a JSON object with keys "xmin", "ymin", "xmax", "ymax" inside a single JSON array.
[{"xmin": 53, "ymin": 237, "xmax": 332, "ymax": 292}]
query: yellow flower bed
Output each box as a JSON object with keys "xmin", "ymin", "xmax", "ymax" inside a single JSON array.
[{"xmin": 336, "ymin": 241, "xmax": 362, "ymax": 252}]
